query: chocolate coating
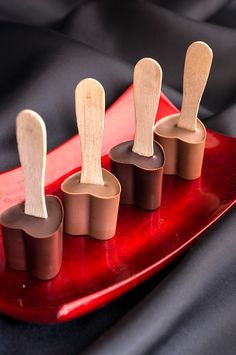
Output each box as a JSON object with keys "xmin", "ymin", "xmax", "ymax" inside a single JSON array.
[
  {"xmin": 61, "ymin": 169, "xmax": 121, "ymax": 240},
  {"xmin": 109, "ymin": 140, "xmax": 165, "ymax": 210},
  {"xmin": 1, "ymin": 195, "xmax": 63, "ymax": 280},
  {"xmin": 154, "ymin": 113, "xmax": 206, "ymax": 180}
]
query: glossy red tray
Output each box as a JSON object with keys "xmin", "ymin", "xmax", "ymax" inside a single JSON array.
[{"xmin": 0, "ymin": 86, "xmax": 236, "ymax": 323}]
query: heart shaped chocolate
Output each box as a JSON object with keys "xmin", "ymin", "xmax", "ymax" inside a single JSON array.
[
  {"xmin": 154, "ymin": 113, "xmax": 206, "ymax": 179},
  {"xmin": 1, "ymin": 195, "xmax": 63, "ymax": 280},
  {"xmin": 110, "ymin": 58, "xmax": 165, "ymax": 210},
  {"xmin": 61, "ymin": 79, "xmax": 121, "ymax": 240},
  {"xmin": 154, "ymin": 41, "xmax": 212, "ymax": 180},
  {"xmin": 62, "ymin": 169, "xmax": 120, "ymax": 239},
  {"xmin": 110, "ymin": 140, "xmax": 164, "ymax": 210},
  {"xmin": 1, "ymin": 110, "xmax": 64, "ymax": 280}
]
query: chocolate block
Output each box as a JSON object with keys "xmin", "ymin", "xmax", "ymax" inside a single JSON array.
[
  {"xmin": 110, "ymin": 140, "xmax": 165, "ymax": 210},
  {"xmin": 1, "ymin": 195, "xmax": 63, "ymax": 280},
  {"xmin": 62, "ymin": 169, "xmax": 121, "ymax": 240},
  {"xmin": 154, "ymin": 114, "xmax": 206, "ymax": 179}
]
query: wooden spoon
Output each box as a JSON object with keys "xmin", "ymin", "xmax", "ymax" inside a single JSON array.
[
  {"xmin": 132, "ymin": 57, "xmax": 162, "ymax": 157},
  {"xmin": 177, "ymin": 41, "xmax": 213, "ymax": 132},
  {"xmin": 75, "ymin": 78, "xmax": 105, "ymax": 185},
  {"xmin": 16, "ymin": 109, "xmax": 48, "ymax": 219}
]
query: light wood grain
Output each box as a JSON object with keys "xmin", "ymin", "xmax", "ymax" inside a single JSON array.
[
  {"xmin": 16, "ymin": 110, "xmax": 48, "ymax": 219},
  {"xmin": 177, "ymin": 41, "xmax": 213, "ymax": 132},
  {"xmin": 75, "ymin": 78, "xmax": 105, "ymax": 185},
  {"xmin": 132, "ymin": 57, "xmax": 162, "ymax": 157}
]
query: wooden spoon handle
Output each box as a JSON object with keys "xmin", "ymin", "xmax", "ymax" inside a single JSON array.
[
  {"xmin": 177, "ymin": 41, "xmax": 213, "ymax": 132},
  {"xmin": 75, "ymin": 78, "xmax": 105, "ymax": 185},
  {"xmin": 132, "ymin": 57, "xmax": 162, "ymax": 157},
  {"xmin": 16, "ymin": 110, "xmax": 48, "ymax": 219}
]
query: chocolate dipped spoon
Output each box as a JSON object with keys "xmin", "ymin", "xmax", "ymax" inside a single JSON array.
[
  {"xmin": 1, "ymin": 110, "xmax": 63, "ymax": 280},
  {"xmin": 61, "ymin": 78, "xmax": 121, "ymax": 240},
  {"xmin": 109, "ymin": 58, "xmax": 165, "ymax": 210},
  {"xmin": 154, "ymin": 41, "xmax": 213, "ymax": 179}
]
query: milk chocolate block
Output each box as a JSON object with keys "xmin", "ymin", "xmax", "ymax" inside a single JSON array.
[
  {"xmin": 154, "ymin": 41, "xmax": 213, "ymax": 180},
  {"xmin": 110, "ymin": 58, "xmax": 164, "ymax": 210},
  {"xmin": 0, "ymin": 110, "xmax": 64, "ymax": 280},
  {"xmin": 62, "ymin": 169, "xmax": 120, "ymax": 239},
  {"xmin": 154, "ymin": 114, "xmax": 206, "ymax": 179},
  {"xmin": 1, "ymin": 196, "xmax": 63, "ymax": 280},
  {"xmin": 110, "ymin": 140, "xmax": 164, "ymax": 210},
  {"xmin": 61, "ymin": 78, "xmax": 121, "ymax": 240}
]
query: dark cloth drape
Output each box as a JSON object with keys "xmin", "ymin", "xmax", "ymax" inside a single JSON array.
[{"xmin": 0, "ymin": 1, "xmax": 235, "ymax": 354}]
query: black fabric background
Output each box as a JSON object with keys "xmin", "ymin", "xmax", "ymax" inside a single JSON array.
[{"xmin": 0, "ymin": 1, "xmax": 235, "ymax": 354}]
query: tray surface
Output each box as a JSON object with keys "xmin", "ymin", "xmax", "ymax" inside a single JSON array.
[{"xmin": 0, "ymin": 86, "xmax": 235, "ymax": 323}]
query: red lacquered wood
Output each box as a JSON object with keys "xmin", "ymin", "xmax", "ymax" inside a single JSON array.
[{"xmin": 0, "ymin": 85, "xmax": 236, "ymax": 323}]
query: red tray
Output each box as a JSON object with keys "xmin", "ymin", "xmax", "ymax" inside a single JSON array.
[{"xmin": 0, "ymin": 86, "xmax": 236, "ymax": 324}]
